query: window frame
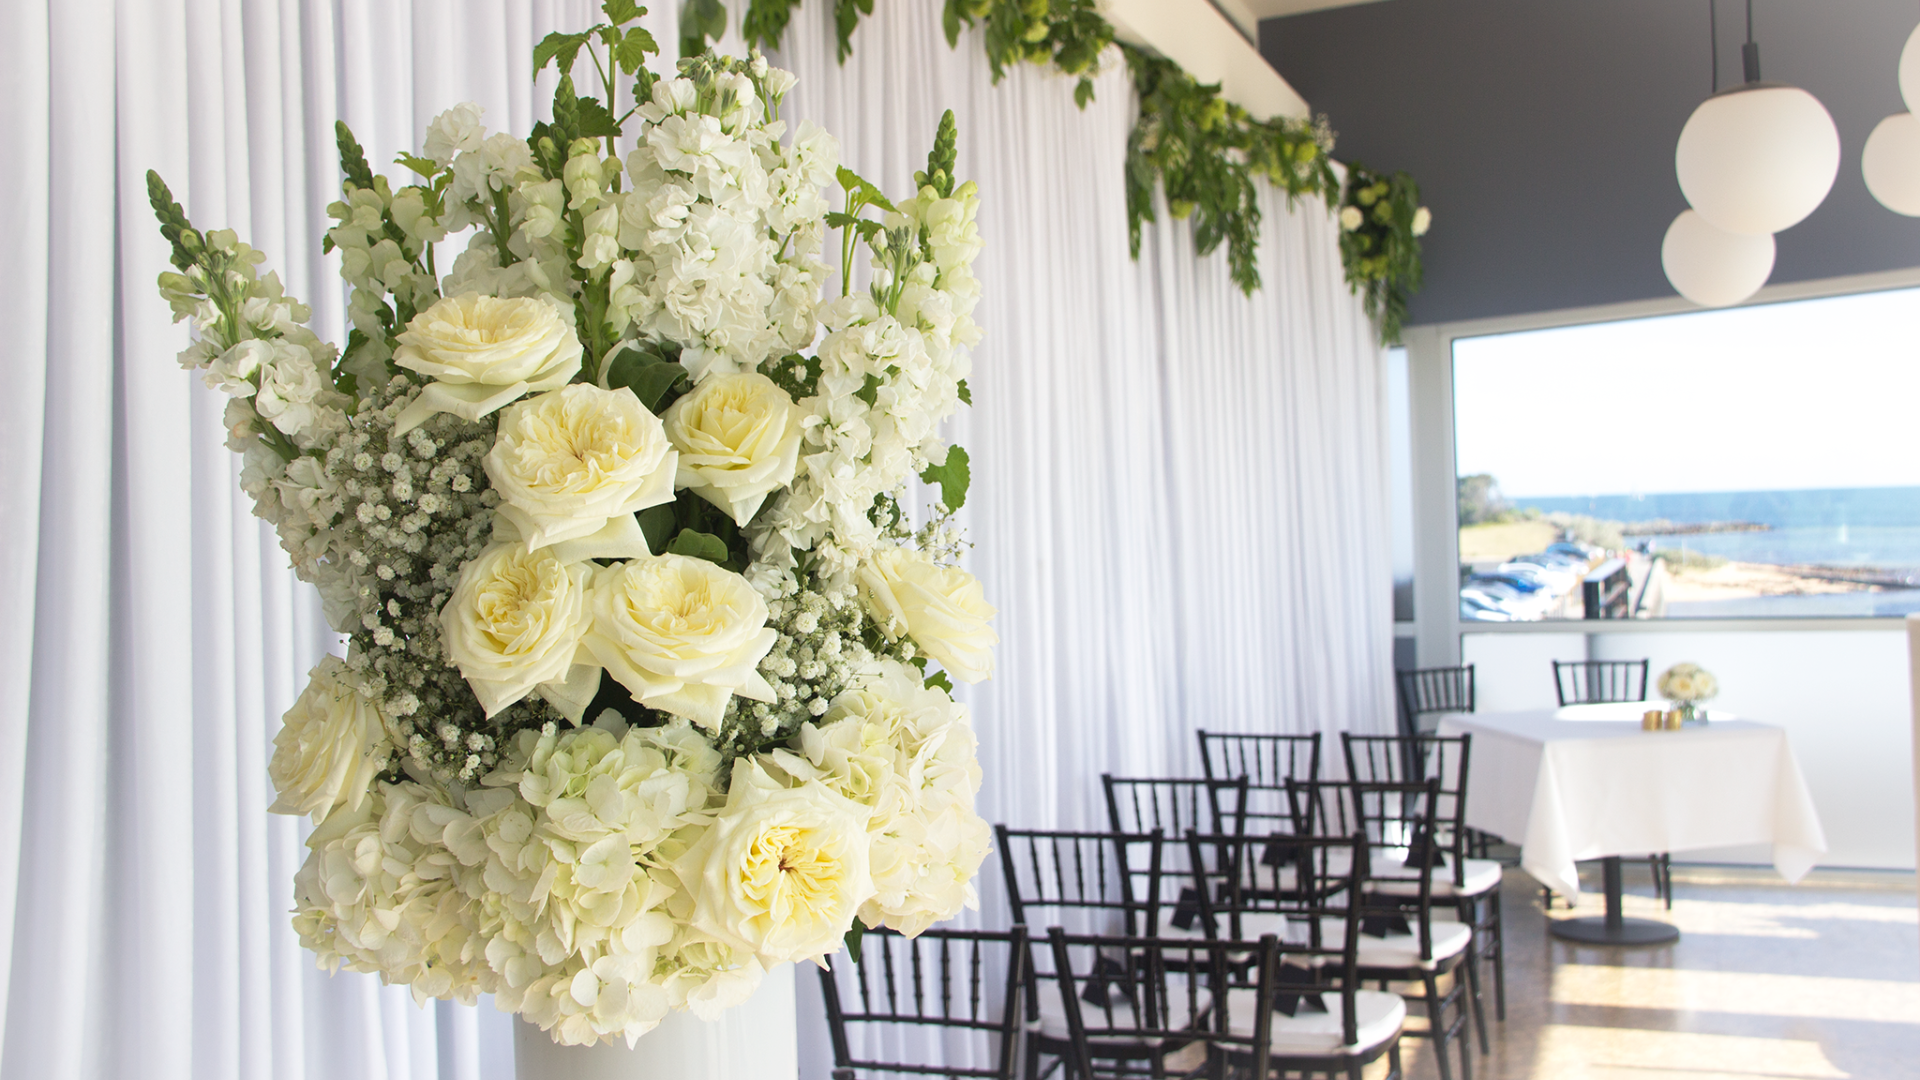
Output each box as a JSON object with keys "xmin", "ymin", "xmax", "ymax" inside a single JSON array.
[{"xmin": 1401, "ymin": 266, "xmax": 1920, "ymax": 668}]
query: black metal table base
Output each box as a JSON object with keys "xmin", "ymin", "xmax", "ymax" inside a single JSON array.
[{"xmin": 1547, "ymin": 856, "xmax": 1679, "ymax": 947}]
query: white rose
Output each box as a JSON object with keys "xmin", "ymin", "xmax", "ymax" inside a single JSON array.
[
  {"xmin": 674, "ymin": 759, "xmax": 874, "ymax": 966},
  {"xmin": 661, "ymin": 372, "xmax": 804, "ymax": 528},
  {"xmin": 440, "ymin": 542, "xmax": 596, "ymax": 717},
  {"xmin": 424, "ymin": 102, "xmax": 486, "ymax": 167},
  {"xmin": 391, "ymin": 294, "xmax": 583, "ymax": 435},
  {"xmin": 858, "ymin": 548, "xmax": 998, "ymax": 684},
  {"xmin": 583, "ymin": 556, "xmax": 779, "ymax": 731},
  {"xmin": 484, "ymin": 384, "xmax": 677, "ymax": 553},
  {"xmin": 1411, "ymin": 205, "xmax": 1433, "ymax": 237},
  {"xmin": 1339, "ymin": 205, "xmax": 1365, "ymax": 231},
  {"xmin": 268, "ymin": 655, "xmax": 391, "ymax": 824}
]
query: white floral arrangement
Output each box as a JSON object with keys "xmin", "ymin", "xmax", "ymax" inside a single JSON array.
[
  {"xmin": 1657, "ymin": 662, "xmax": 1718, "ymax": 705},
  {"xmin": 147, "ymin": 5, "xmax": 995, "ymax": 1048}
]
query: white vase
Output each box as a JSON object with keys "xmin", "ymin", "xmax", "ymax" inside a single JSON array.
[{"xmin": 512, "ymin": 961, "xmax": 798, "ymax": 1080}]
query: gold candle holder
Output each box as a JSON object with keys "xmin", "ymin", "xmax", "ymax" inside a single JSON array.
[
  {"xmin": 1643, "ymin": 710, "xmax": 1662, "ymax": 731},
  {"xmin": 1663, "ymin": 710, "xmax": 1683, "ymax": 731}
]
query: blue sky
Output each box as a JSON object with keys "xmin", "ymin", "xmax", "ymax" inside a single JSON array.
[{"xmin": 1452, "ymin": 286, "xmax": 1920, "ymax": 499}]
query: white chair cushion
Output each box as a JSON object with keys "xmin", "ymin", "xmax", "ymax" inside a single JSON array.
[
  {"xmin": 1367, "ymin": 854, "xmax": 1502, "ymax": 898},
  {"xmin": 1035, "ymin": 977, "xmax": 1213, "ymax": 1043},
  {"xmin": 1322, "ymin": 917, "xmax": 1471, "ymax": 971},
  {"xmin": 1227, "ymin": 988, "xmax": 1406, "ymax": 1056}
]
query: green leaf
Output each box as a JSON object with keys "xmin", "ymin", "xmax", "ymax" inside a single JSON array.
[
  {"xmin": 637, "ymin": 505, "xmax": 678, "ymax": 554},
  {"xmin": 956, "ymin": 379, "xmax": 972, "ymax": 406},
  {"xmin": 854, "ymin": 373, "xmax": 884, "ymax": 407},
  {"xmin": 335, "ymin": 121, "xmax": 376, "ymax": 190},
  {"xmin": 612, "ymin": 25, "xmax": 659, "ymax": 74},
  {"xmin": 395, "ymin": 152, "xmax": 440, "ymax": 179},
  {"xmin": 923, "ymin": 669, "xmax": 955, "ymax": 694},
  {"xmin": 942, "ymin": 0, "xmax": 963, "ymax": 47},
  {"xmin": 604, "ymin": 346, "xmax": 689, "ymax": 412},
  {"xmin": 844, "ymin": 922, "xmax": 865, "ymax": 964},
  {"xmin": 602, "ymin": 0, "xmax": 645, "ymax": 24},
  {"xmin": 919, "ymin": 444, "xmax": 971, "ymax": 510},
  {"xmin": 1074, "ymin": 76, "xmax": 1095, "ymax": 110},
  {"xmin": 681, "ymin": 0, "xmax": 727, "ymax": 54},
  {"xmin": 573, "ymin": 94, "xmax": 623, "ymax": 139},
  {"xmin": 834, "ymin": 166, "xmax": 896, "ymax": 213},
  {"xmin": 533, "ymin": 30, "xmax": 592, "ymax": 77},
  {"xmin": 743, "ymin": 0, "xmax": 800, "ymax": 51},
  {"xmin": 666, "ymin": 528, "xmax": 731, "ymax": 565},
  {"xmin": 832, "ymin": 0, "xmax": 874, "ymax": 63}
]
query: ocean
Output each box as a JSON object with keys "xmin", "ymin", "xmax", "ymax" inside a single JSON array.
[{"xmin": 1512, "ymin": 486, "xmax": 1920, "ymax": 571}]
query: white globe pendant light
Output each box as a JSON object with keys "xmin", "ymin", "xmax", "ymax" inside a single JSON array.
[
  {"xmin": 1673, "ymin": 2, "xmax": 1840, "ymax": 236},
  {"xmin": 1676, "ymin": 85, "xmax": 1840, "ymax": 235},
  {"xmin": 1863, "ymin": 112, "xmax": 1920, "ymax": 216},
  {"xmin": 1900, "ymin": 22, "xmax": 1920, "ymax": 114},
  {"xmin": 1662, "ymin": 209, "xmax": 1775, "ymax": 307}
]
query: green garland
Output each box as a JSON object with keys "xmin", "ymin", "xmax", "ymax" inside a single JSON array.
[{"xmin": 692, "ymin": 0, "xmax": 1425, "ymax": 342}]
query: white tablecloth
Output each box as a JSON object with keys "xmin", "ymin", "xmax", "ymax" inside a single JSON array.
[{"xmin": 1435, "ymin": 703, "xmax": 1827, "ymax": 899}]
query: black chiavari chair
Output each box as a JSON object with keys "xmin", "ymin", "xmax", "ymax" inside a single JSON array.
[{"xmin": 819, "ymin": 925, "xmax": 1030, "ymax": 1080}]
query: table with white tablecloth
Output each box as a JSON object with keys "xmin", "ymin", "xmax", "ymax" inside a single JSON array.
[{"xmin": 1435, "ymin": 703, "xmax": 1827, "ymax": 917}]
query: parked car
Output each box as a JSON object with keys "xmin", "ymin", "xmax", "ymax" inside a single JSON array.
[
  {"xmin": 1498, "ymin": 561, "xmax": 1578, "ymax": 592},
  {"xmin": 1546, "ymin": 540, "xmax": 1603, "ymax": 561},
  {"xmin": 1460, "ymin": 593, "xmax": 1514, "ymax": 621},
  {"xmin": 1471, "ymin": 572, "xmax": 1544, "ymax": 594}
]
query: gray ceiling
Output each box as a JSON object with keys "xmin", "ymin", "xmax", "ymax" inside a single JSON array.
[{"xmin": 1260, "ymin": 0, "xmax": 1920, "ymax": 326}]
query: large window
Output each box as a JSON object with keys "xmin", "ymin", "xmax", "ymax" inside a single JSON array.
[{"xmin": 1452, "ymin": 286, "xmax": 1920, "ymax": 621}]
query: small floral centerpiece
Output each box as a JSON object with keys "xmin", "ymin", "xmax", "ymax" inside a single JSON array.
[
  {"xmin": 146, "ymin": 3, "xmax": 995, "ymax": 1048},
  {"xmin": 1657, "ymin": 662, "xmax": 1718, "ymax": 721}
]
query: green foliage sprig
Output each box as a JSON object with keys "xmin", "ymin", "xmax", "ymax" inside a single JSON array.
[
  {"xmin": 671, "ymin": 0, "xmax": 1429, "ymax": 340},
  {"xmin": 1122, "ymin": 45, "xmax": 1335, "ymax": 295},
  {"xmin": 1338, "ymin": 165, "xmax": 1425, "ymax": 345}
]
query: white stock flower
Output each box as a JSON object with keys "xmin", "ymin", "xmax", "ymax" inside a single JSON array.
[
  {"xmin": 662, "ymin": 372, "xmax": 804, "ymax": 528},
  {"xmin": 204, "ymin": 339, "xmax": 268, "ymax": 397},
  {"xmin": 1411, "ymin": 206, "xmax": 1433, "ymax": 237},
  {"xmin": 858, "ymin": 548, "xmax": 998, "ymax": 684},
  {"xmin": 584, "ymin": 556, "xmax": 779, "ymax": 731},
  {"xmin": 391, "ymin": 293, "xmax": 583, "ymax": 435},
  {"xmin": 440, "ymin": 542, "xmax": 595, "ymax": 717},
  {"xmin": 269, "ymin": 654, "xmax": 392, "ymax": 824},
  {"xmin": 253, "ymin": 340, "xmax": 330, "ymax": 436},
  {"xmin": 425, "ymin": 102, "xmax": 486, "ymax": 167},
  {"xmin": 1340, "ymin": 205, "xmax": 1365, "ymax": 231},
  {"xmin": 485, "ymin": 384, "xmax": 677, "ymax": 553},
  {"xmin": 674, "ymin": 758, "xmax": 873, "ymax": 965}
]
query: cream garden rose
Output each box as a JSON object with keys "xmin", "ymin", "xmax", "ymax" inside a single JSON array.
[
  {"xmin": 268, "ymin": 654, "xmax": 392, "ymax": 824},
  {"xmin": 485, "ymin": 383, "xmax": 677, "ymax": 555},
  {"xmin": 661, "ymin": 371, "xmax": 804, "ymax": 527},
  {"xmin": 674, "ymin": 759, "xmax": 874, "ymax": 966},
  {"xmin": 584, "ymin": 555, "xmax": 779, "ymax": 730},
  {"xmin": 440, "ymin": 542, "xmax": 596, "ymax": 717},
  {"xmin": 858, "ymin": 547, "xmax": 998, "ymax": 683},
  {"xmin": 391, "ymin": 293, "xmax": 583, "ymax": 434},
  {"xmin": 1658, "ymin": 662, "xmax": 1718, "ymax": 704}
]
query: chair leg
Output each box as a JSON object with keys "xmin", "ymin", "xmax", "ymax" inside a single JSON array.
[
  {"xmin": 1423, "ymin": 971, "xmax": 1454, "ymax": 1080},
  {"xmin": 1459, "ymin": 924, "xmax": 1490, "ymax": 1054},
  {"xmin": 1490, "ymin": 888, "xmax": 1507, "ymax": 1022}
]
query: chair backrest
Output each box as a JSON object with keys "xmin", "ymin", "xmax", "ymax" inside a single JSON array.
[
  {"xmin": 1182, "ymin": 830, "xmax": 1368, "ymax": 942},
  {"xmin": 994, "ymin": 826, "xmax": 1155, "ymax": 937},
  {"xmin": 1045, "ymin": 930, "xmax": 1275, "ymax": 1080},
  {"xmin": 1553, "ymin": 658, "xmax": 1650, "ymax": 705},
  {"xmin": 819, "ymin": 925, "xmax": 1029, "ymax": 1080},
  {"xmin": 1337, "ymin": 777, "xmax": 1448, "ymax": 963},
  {"xmin": 1195, "ymin": 732, "xmax": 1320, "ymax": 839},
  {"xmin": 1340, "ymin": 733, "xmax": 1472, "ymax": 887},
  {"xmin": 1101, "ymin": 775, "xmax": 1249, "ymax": 838},
  {"xmin": 1396, "ymin": 665, "xmax": 1475, "ymax": 736}
]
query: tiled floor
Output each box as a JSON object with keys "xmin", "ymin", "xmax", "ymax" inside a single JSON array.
[{"xmin": 1374, "ymin": 864, "xmax": 1920, "ymax": 1080}]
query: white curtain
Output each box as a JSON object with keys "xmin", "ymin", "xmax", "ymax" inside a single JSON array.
[
  {"xmin": 766, "ymin": 3, "xmax": 1394, "ymax": 1076},
  {"xmin": 0, "ymin": 0, "xmax": 1391, "ymax": 1078}
]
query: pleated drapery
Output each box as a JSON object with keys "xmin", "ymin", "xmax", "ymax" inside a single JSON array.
[{"xmin": 0, "ymin": 2, "xmax": 1393, "ymax": 1078}]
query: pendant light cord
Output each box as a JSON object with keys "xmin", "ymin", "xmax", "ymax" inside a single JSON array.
[
  {"xmin": 1709, "ymin": 0, "xmax": 1718, "ymax": 94},
  {"xmin": 1741, "ymin": 0, "xmax": 1761, "ymax": 83}
]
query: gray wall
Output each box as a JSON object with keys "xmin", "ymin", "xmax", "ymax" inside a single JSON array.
[{"xmin": 1261, "ymin": 0, "xmax": 1920, "ymax": 326}]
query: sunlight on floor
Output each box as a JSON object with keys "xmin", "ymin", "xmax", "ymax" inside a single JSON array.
[
  {"xmin": 1529, "ymin": 1025, "xmax": 1849, "ymax": 1079},
  {"xmin": 1551, "ymin": 892, "xmax": 1916, "ymax": 940},
  {"xmin": 1551, "ymin": 965, "xmax": 1920, "ymax": 1023}
]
